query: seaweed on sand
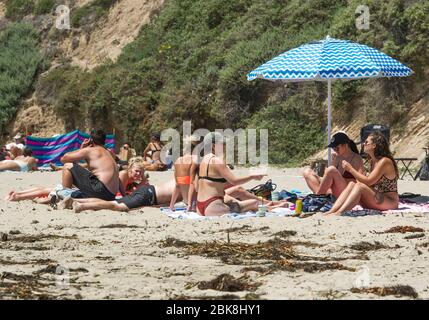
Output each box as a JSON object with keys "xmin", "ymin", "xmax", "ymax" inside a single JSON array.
[
  {"xmin": 173, "ymin": 294, "xmax": 241, "ymax": 300},
  {"xmin": 196, "ymin": 274, "xmax": 261, "ymax": 292},
  {"xmin": 161, "ymin": 237, "xmax": 356, "ymax": 274},
  {"xmin": 351, "ymin": 285, "xmax": 418, "ymax": 298},
  {"xmin": 377, "ymin": 226, "xmax": 424, "ymax": 234},
  {"xmin": 99, "ymin": 224, "xmax": 141, "ymax": 229},
  {"xmin": 7, "ymin": 233, "xmax": 78, "ymax": 243},
  {"xmin": 273, "ymin": 230, "xmax": 297, "ymax": 238},
  {"xmin": 0, "ymin": 272, "xmax": 53, "ymax": 299},
  {"xmin": 349, "ymin": 241, "xmax": 397, "ymax": 251}
]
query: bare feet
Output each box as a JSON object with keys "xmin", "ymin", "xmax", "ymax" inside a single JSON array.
[
  {"xmin": 5, "ymin": 191, "xmax": 17, "ymax": 201},
  {"xmin": 57, "ymin": 196, "xmax": 73, "ymax": 210},
  {"xmin": 73, "ymin": 201, "xmax": 84, "ymax": 213}
]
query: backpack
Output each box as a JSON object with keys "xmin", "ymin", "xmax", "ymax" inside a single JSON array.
[
  {"xmin": 418, "ymin": 157, "xmax": 429, "ymax": 181},
  {"xmin": 248, "ymin": 179, "xmax": 277, "ymax": 200},
  {"xmin": 302, "ymin": 194, "xmax": 334, "ymax": 213}
]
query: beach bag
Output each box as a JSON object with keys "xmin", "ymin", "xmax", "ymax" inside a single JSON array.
[
  {"xmin": 248, "ymin": 179, "xmax": 277, "ymax": 200},
  {"xmin": 302, "ymin": 194, "xmax": 334, "ymax": 213}
]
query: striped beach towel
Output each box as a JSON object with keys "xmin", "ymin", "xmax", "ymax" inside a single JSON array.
[{"xmin": 25, "ymin": 130, "xmax": 115, "ymax": 167}]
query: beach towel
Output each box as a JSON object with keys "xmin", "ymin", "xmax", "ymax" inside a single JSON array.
[
  {"xmin": 25, "ymin": 130, "xmax": 115, "ymax": 167},
  {"xmin": 160, "ymin": 206, "xmax": 298, "ymax": 220}
]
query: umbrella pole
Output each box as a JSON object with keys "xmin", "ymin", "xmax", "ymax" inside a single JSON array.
[{"xmin": 327, "ymin": 79, "xmax": 332, "ymax": 166}]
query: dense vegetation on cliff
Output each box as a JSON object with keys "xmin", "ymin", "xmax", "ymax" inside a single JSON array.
[{"xmin": 1, "ymin": 0, "xmax": 428, "ymax": 165}]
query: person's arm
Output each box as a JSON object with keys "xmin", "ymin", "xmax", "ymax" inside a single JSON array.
[
  {"xmin": 355, "ymin": 157, "xmax": 366, "ymax": 175},
  {"xmin": 143, "ymin": 143, "xmax": 152, "ymax": 159},
  {"xmin": 60, "ymin": 148, "xmax": 89, "ymax": 164},
  {"xmin": 216, "ymin": 158, "xmax": 266, "ymax": 185},
  {"xmin": 187, "ymin": 159, "xmax": 199, "ymax": 210},
  {"xmin": 30, "ymin": 158, "xmax": 38, "ymax": 171},
  {"xmin": 169, "ymin": 183, "xmax": 180, "ymax": 211},
  {"xmin": 343, "ymin": 158, "xmax": 389, "ymax": 186},
  {"xmin": 118, "ymin": 171, "xmax": 128, "ymax": 196}
]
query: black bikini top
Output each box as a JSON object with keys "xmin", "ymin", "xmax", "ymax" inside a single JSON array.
[{"xmin": 199, "ymin": 156, "xmax": 227, "ymax": 183}]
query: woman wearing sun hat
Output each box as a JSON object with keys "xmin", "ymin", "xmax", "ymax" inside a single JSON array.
[{"xmin": 302, "ymin": 132, "xmax": 365, "ymax": 198}]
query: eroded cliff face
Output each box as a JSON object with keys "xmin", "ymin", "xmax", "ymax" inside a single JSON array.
[{"xmin": 0, "ymin": 0, "xmax": 164, "ymax": 138}]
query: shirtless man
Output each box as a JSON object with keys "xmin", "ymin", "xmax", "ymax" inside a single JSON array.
[
  {"xmin": 61, "ymin": 130, "xmax": 121, "ymax": 200},
  {"xmin": 72, "ymin": 180, "xmax": 177, "ymax": 212}
]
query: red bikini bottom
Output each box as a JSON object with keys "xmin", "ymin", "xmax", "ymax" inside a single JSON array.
[{"xmin": 197, "ymin": 196, "xmax": 224, "ymax": 216}]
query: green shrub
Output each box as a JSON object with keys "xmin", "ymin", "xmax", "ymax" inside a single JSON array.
[
  {"xmin": 5, "ymin": 0, "xmax": 35, "ymax": 19},
  {"xmin": 71, "ymin": 0, "xmax": 118, "ymax": 28},
  {"xmin": 33, "ymin": 0, "xmax": 55, "ymax": 15},
  {"xmin": 0, "ymin": 23, "xmax": 43, "ymax": 134}
]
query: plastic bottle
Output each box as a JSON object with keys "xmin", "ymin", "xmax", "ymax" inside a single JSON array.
[{"xmin": 295, "ymin": 199, "xmax": 302, "ymax": 216}]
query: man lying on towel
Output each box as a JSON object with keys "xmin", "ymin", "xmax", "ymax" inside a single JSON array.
[
  {"xmin": 72, "ymin": 180, "xmax": 177, "ymax": 212},
  {"xmin": 61, "ymin": 130, "xmax": 122, "ymax": 201}
]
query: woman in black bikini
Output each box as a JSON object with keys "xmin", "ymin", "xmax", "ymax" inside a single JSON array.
[
  {"xmin": 143, "ymin": 132, "xmax": 166, "ymax": 171},
  {"xmin": 303, "ymin": 132, "xmax": 365, "ymax": 198},
  {"xmin": 196, "ymin": 133, "xmax": 266, "ymax": 216},
  {"xmin": 325, "ymin": 131, "xmax": 399, "ymax": 216}
]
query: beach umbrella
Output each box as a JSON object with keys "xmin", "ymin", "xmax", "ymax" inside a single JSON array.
[{"xmin": 247, "ymin": 36, "xmax": 413, "ymax": 165}]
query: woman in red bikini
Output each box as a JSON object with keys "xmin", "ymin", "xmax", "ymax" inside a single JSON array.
[
  {"xmin": 196, "ymin": 133, "xmax": 266, "ymax": 217},
  {"xmin": 303, "ymin": 132, "xmax": 365, "ymax": 198},
  {"xmin": 325, "ymin": 131, "xmax": 399, "ymax": 216}
]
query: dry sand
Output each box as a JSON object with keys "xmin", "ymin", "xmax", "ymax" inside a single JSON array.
[{"xmin": 0, "ymin": 168, "xmax": 429, "ymax": 300}]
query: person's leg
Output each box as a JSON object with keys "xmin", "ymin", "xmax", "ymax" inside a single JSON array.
[
  {"xmin": 201, "ymin": 200, "xmax": 230, "ymax": 217},
  {"xmin": 325, "ymin": 181, "xmax": 356, "ymax": 214},
  {"xmin": 302, "ymin": 167, "xmax": 322, "ymax": 193},
  {"xmin": 62, "ymin": 163, "xmax": 74, "ymax": 188},
  {"xmin": 73, "ymin": 199, "xmax": 128, "ymax": 213},
  {"xmin": 8, "ymin": 187, "xmax": 52, "ymax": 201},
  {"xmin": 317, "ymin": 166, "xmax": 347, "ymax": 196}
]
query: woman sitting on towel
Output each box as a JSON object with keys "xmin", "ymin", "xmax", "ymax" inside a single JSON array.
[
  {"xmin": 0, "ymin": 148, "xmax": 38, "ymax": 172},
  {"xmin": 303, "ymin": 132, "xmax": 365, "ymax": 198},
  {"xmin": 168, "ymin": 136, "xmax": 288, "ymax": 212},
  {"xmin": 325, "ymin": 131, "xmax": 399, "ymax": 216},
  {"xmin": 196, "ymin": 132, "xmax": 266, "ymax": 217}
]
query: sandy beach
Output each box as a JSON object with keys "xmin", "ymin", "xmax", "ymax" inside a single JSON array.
[{"xmin": 1, "ymin": 167, "xmax": 429, "ymax": 300}]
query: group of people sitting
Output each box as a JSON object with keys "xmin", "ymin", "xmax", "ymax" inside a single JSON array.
[
  {"xmin": 3, "ymin": 128, "xmax": 400, "ymax": 217},
  {"xmin": 303, "ymin": 131, "xmax": 399, "ymax": 215}
]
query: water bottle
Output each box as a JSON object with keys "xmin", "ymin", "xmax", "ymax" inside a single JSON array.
[{"xmin": 295, "ymin": 199, "xmax": 302, "ymax": 216}]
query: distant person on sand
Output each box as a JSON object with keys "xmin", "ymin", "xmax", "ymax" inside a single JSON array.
[
  {"xmin": 60, "ymin": 130, "xmax": 122, "ymax": 200},
  {"xmin": 325, "ymin": 131, "xmax": 399, "ymax": 216},
  {"xmin": 143, "ymin": 132, "xmax": 167, "ymax": 171},
  {"xmin": 0, "ymin": 147, "xmax": 38, "ymax": 172},
  {"xmin": 302, "ymin": 132, "xmax": 365, "ymax": 198}
]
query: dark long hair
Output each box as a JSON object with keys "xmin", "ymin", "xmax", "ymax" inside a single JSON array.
[
  {"xmin": 348, "ymin": 140, "xmax": 359, "ymax": 154},
  {"xmin": 368, "ymin": 131, "xmax": 398, "ymax": 176}
]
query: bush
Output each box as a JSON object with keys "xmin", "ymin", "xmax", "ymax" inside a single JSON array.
[
  {"xmin": 5, "ymin": 0, "xmax": 34, "ymax": 19},
  {"xmin": 33, "ymin": 0, "xmax": 55, "ymax": 15},
  {"xmin": 71, "ymin": 0, "xmax": 118, "ymax": 28},
  {"xmin": 0, "ymin": 23, "xmax": 43, "ymax": 134}
]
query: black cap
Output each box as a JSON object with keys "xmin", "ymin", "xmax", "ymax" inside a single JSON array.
[{"xmin": 327, "ymin": 132, "xmax": 350, "ymax": 148}]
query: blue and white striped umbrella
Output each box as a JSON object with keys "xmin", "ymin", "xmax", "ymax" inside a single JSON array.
[{"xmin": 247, "ymin": 36, "xmax": 413, "ymax": 164}]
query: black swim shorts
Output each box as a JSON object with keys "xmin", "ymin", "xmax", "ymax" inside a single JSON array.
[
  {"xmin": 70, "ymin": 162, "xmax": 115, "ymax": 201},
  {"xmin": 116, "ymin": 185, "xmax": 157, "ymax": 209}
]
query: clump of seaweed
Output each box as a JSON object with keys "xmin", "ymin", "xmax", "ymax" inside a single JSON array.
[
  {"xmin": 273, "ymin": 230, "xmax": 297, "ymax": 238},
  {"xmin": 0, "ymin": 272, "xmax": 53, "ymax": 299},
  {"xmin": 196, "ymin": 274, "xmax": 261, "ymax": 292},
  {"xmin": 377, "ymin": 226, "xmax": 424, "ymax": 234},
  {"xmin": 99, "ymin": 224, "xmax": 141, "ymax": 229},
  {"xmin": 7, "ymin": 234, "xmax": 78, "ymax": 243},
  {"xmin": 351, "ymin": 285, "xmax": 418, "ymax": 298},
  {"xmin": 404, "ymin": 233, "xmax": 425, "ymax": 240},
  {"xmin": 173, "ymin": 294, "xmax": 240, "ymax": 300},
  {"xmin": 349, "ymin": 241, "xmax": 395, "ymax": 251},
  {"xmin": 273, "ymin": 259, "xmax": 356, "ymax": 273}
]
